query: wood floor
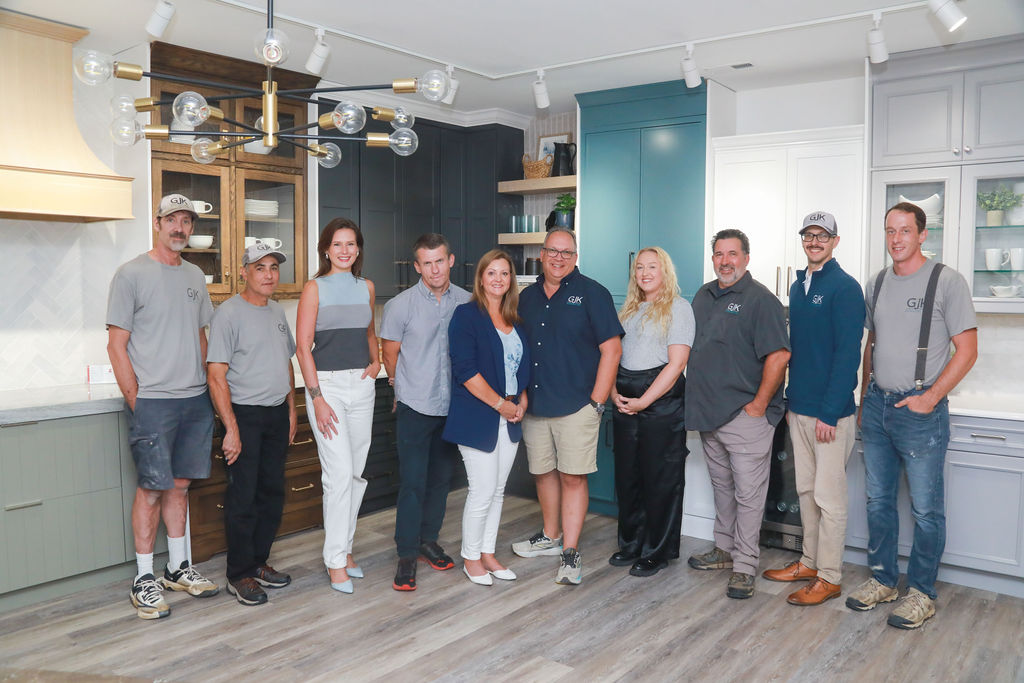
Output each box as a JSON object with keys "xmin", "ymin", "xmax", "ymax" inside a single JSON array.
[{"xmin": 1, "ymin": 490, "xmax": 1023, "ymax": 682}]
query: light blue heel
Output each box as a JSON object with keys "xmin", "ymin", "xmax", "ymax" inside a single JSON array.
[
  {"xmin": 331, "ymin": 579, "xmax": 353, "ymax": 594},
  {"xmin": 347, "ymin": 566, "xmax": 364, "ymax": 579}
]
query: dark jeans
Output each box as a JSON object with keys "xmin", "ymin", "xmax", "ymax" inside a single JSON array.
[
  {"xmin": 394, "ymin": 402, "xmax": 459, "ymax": 558},
  {"xmin": 612, "ymin": 366, "xmax": 688, "ymax": 563},
  {"xmin": 223, "ymin": 402, "xmax": 290, "ymax": 581},
  {"xmin": 861, "ymin": 381, "xmax": 950, "ymax": 599}
]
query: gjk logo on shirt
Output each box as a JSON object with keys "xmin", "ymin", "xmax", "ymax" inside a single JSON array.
[
  {"xmin": 278, "ymin": 323, "xmax": 289, "ymax": 335},
  {"xmin": 812, "ymin": 294, "xmax": 824, "ymax": 305},
  {"xmin": 186, "ymin": 287, "xmax": 201, "ymax": 302},
  {"xmin": 726, "ymin": 303, "xmax": 742, "ymax": 314},
  {"xmin": 906, "ymin": 296, "xmax": 925, "ymax": 311},
  {"xmin": 567, "ymin": 295, "xmax": 583, "ymax": 306}
]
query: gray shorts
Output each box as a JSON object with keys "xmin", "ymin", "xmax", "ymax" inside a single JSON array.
[{"xmin": 128, "ymin": 392, "xmax": 214, "ymax": 491}]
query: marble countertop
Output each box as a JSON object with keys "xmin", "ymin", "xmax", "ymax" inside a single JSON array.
[{"xmin": 948, "ymin": 392, "xmax": 1024, "ymax": 422}]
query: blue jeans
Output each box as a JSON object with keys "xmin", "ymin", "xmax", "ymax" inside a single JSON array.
[{"xmin": 860, "ymin": 381, "xmax": 949, "ymax": 599}]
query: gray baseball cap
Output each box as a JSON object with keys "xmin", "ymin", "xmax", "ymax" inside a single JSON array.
[
  {"xmin": 242, "ymin": 242, "xmax": 287, "ymax": 266},
  {"xmin": 800, "ymin": 211, "xmax": 838, "ymax": 236},
  {"xmin": 156, "ymin": 193, "xmax": 198, "ymax": 219}
]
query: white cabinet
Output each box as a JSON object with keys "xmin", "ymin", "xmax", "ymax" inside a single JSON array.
[{"xmin": 711, "ymin": 126, "xmax": 866, "ymax": 303}]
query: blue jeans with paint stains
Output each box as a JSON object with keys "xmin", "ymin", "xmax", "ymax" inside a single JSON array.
[{"xmin": 860, "ymin": 381, "xmax": 949, "ymax": 599}]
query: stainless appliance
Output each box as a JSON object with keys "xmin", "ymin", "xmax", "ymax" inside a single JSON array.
[{"xmin": 761, "ymin": 418, "xmax": 804, "ymax": 552}]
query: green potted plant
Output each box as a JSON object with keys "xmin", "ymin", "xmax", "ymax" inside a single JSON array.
[
  {"xmin": 977, "ymin": 184, "xmax": 1023, "ymax": 226},
  {"xmin": 553, "ymin": 193, "xmax": 576, "ymax": 229}
]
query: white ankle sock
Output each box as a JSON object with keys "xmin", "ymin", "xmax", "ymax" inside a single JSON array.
[
  {"xmin": 136, "ymin": 552, "xmax": 154, "ymax": 580},
  {"xmin": 167, "ymin": 536, "xmax": 186, "ymax": 572}
]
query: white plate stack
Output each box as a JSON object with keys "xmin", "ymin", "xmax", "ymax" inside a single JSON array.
[
  {"xmin": 899, "ymin": 193, "xmax": 942, "ymax": 228},
  {"xmin": 244, "ymin": 199, "xmax": 279, "ymax": 219}
]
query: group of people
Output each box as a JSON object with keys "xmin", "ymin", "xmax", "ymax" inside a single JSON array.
[{"xmin": 108, "ymin": 192, "xmax": 976, "ymax": 631}]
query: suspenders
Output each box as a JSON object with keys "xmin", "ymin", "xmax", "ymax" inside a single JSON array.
[{"xmin": 870, "ymin": 262, "xmax": 945, "ymax": 390}]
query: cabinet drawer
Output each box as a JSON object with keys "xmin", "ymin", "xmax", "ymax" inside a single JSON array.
[
  {"xmin": 287, "ymin": 423, "xmax": 318, "ymax": 467},
  {"xmin": 282, "ymin": 463, "xmax": 323, "ymax": 515},
  {"xmin": 949, "ymin": 415, "xmax": 1024, "ymax": 457}
]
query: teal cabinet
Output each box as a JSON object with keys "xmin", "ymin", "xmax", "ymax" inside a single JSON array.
[{"xmin": 587, "ymin": 407, "xmax": 618, "ymax": 516}]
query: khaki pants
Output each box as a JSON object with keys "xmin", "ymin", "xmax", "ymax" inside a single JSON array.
[{"xmin": 788, "ymin": 412, "xmax": 856, "ymax": 585}]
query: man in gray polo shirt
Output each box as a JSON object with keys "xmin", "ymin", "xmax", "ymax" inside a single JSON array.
[
  {"xmin": 208, "ymin": 243, "xmax": 298, "ymax": 606},
  {"xmin": 684, "ymin": 228, "xmax": 790, "ymax": 600},
  {"xmin": 107, "ymin": 194, "xmax": 219, "ymax": 620},
  {"xmin": 380, "ymin": 233, "xmax": 471, "ymax": 591}
]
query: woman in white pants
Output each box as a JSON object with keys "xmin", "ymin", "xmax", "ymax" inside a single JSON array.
[
  {"xmin": 296, "ymin": 218, "xmax": 380, "ymax": 594},
  {"xmin": 442, "ymin": 250, "xmax": 530, "ymax": 585}
]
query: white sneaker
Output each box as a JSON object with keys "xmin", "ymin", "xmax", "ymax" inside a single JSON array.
[
  {"xmin": 161, "ymin": 561, "xmax": 220, "ymax": 597},
  {"xmin": 130, "ymin": 574, "xmax": 169, "ymax": 620},
  {"xmin": 512, "ymin": 530, "xmax": 563, "ymax": 558}
]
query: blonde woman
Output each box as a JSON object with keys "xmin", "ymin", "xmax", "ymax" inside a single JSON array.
[{"xmin": 609, "ymin": 247, "xmax": 694, "ymax": 577}]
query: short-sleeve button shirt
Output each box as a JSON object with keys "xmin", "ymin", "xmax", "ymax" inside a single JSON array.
[{"xmin": 518, "ymin": 267, "xmax": 624, "ymax": 417}]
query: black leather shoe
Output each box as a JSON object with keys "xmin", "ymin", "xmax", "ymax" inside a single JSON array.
[
  {"xmin": 609, "ymin": 551, "xmax": 640, "ymax": 567},
  {"xmin": 419, "ymin": 541, "xmax": 455, "ymax": 571},
  {"xmin": 629, "ymin": 558, "xmax": 668, "ymax": 577},
  {"xmin": 393, "ymin": 557, "xmax": 417, "ymax": 591}
]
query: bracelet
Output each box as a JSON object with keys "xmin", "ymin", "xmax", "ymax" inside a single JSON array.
[
  {"xmin": 492, "ymin": 398, "xmax": 505, "ymax": 411},
  {"xmin": 307, "ymin": 386, "xmax": 322, "ymax": 399}
]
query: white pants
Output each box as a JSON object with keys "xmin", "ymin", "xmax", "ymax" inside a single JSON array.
[
  {"xmin": 459, "ymin": 419, "xmax": 519, "ymax": 560},
  {"xmin": 308, "ymin": 369, "xmax": 375, "ymax": 569}
]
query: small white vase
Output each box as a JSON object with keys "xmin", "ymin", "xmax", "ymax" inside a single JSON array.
[{"xmin": 986, "ymin": 209, "xmax": 1005, "ymax": 227}]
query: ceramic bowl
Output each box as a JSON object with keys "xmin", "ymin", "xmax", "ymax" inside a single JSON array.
[
  {"xmin": 188, "ymin": 235, "xmax": 214, "ymax": 249},
  {"xmin": 898, "ymin": 193, "xmax": 942, "ymax": 217},
  {"xmin": 989, "ymin": 284, "xmax": 1021, "ymax": 298},
  {"xmin": 204, "ymin": 274, "xmax": 214, "ymax": 284}
]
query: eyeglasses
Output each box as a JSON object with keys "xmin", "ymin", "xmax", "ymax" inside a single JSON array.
[
  {"xmin": 801, "ymin": 232, "xmax": 834, "ymax": 243},
  {"xmin": 541, "ymin": 247, "xmax": 577, "ymax": 259}
]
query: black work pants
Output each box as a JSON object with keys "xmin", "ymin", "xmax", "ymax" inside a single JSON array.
[
  {"xmin": 612, "ymin": 366, "xmax": 688, "ymax": 563},
  {"xmin": 224, "ymin": 402, "xmax": 290, "ymax": 581}
]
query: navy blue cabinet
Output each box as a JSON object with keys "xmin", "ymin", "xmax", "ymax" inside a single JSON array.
[{"xmin": 577, "ymin": 79, "xmax": 707, "ymax": 514}]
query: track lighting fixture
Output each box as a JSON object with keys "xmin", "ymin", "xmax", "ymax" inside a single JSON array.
[
  {"xmin": 927, "ymin": 0, "xmax": 967, "ymax": 32},
  {"xmin": 305, "ymin": 28, "xmax": 330, "ymax": 76},
  {"xmin": 681, "ymin": 44, "xmax": 701, "ymax": 89},
  {"xmin": 145, "ymin": 0, "xmax": 175, "ymax": 39},
  {"xmin": 441, "ymin": 65, "xmax": 459, "ymax": 105},
  {"xmin": 532, "ymin": 69, "xmax": 550, "ymax": 109},
  {"xmin": 867, "ymin": 12, "xmax": 889, "ymax": 64}
]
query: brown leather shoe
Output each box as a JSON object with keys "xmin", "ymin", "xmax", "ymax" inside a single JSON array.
[
  {"xmin": 762, "ymin": 560, "xmax": 817, "ymax": 582},
  {"xmin": 787, "ymin": 577, "xmax": 841, "ymax": 606}
]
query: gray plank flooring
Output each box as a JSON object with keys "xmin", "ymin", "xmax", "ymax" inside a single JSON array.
[{"xmin": 1, "ymin": 490, "xmax": 1023, "ymax": 682}]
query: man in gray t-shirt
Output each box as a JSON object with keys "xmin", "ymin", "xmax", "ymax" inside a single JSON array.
[
  {"xmin": 207, "ymin": 243, "xmax": 297, "ymax": 606},
  {"xmin": 847, "ymin": 201, "xmax": 977, "ymax": 629},
  {"xmin": 106, "ymin": 194, "xmax": 219, "ymax": 620}
]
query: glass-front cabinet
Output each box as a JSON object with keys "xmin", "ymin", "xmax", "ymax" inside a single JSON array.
[{"xmin": 237, "ymin": 169, "xmax": 305, "ymax": 296}]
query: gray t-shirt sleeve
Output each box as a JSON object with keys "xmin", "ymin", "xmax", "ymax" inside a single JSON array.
[
  {"xmin": 206, "ymin": 303, "xmax": 236, "ymax": 365},
  {"xmin": 941, "ymin": 267, "xmax": 977, "ymax": 337},
  {"xmin": 668, "ymin": 297, "xmax": 695, "ymax": 347},
  {"xmin": 106, "ymin": 266, "xmax": 136, "ymax": 331}
]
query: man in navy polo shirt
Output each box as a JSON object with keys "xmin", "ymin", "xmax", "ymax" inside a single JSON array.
[{"xmin": 513, "ymin": 228, "xmax": 624, "ymax": 585}]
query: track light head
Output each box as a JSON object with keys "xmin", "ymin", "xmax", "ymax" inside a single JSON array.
[
  {"xmin": 927, "ymin": 0, "xmax": 967, "ymax": 32},
  {"xmin": 533, "ymin": 69, "xmax": 549, "ymax": 109},
  {"xmin": 145, "ymin": 0, "xmax": 175, "ymax": 39},
  {"xmin": 441, "ymin": 65, "xmax": 459, "ymax": 105},
  {"xmin": 867, "ymin": 12, "xmax": 889, "ymax": 64},
  {"xmin": 681, "ymin": 44, "xmax": 701, "ymax": 89},
  {"xmin": 305, "ymin": 28, "xmax": 330, "ymax": 75}
]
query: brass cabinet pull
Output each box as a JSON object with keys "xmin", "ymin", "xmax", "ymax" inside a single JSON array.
[
  {"xmin": 216, "ymin": 504, "xmax": 224, "ymax": 510},
  {"xmin": 214, "ymin": 454, "xmax": 224, "ymax": 460},
  {"xmin": 291, "ymin": 483, "xmax": 315, "ymax": 492},
  {"xmin": 969, "ymin": 432, "xmax": 1007, "ymax": 440},
  {"xmin": 4, "ymin": 499, "xmax": 43, "ymax": 511},
  {"xmin": 292, "ymin": 437, "xmax": 313, "ymax": 446}
]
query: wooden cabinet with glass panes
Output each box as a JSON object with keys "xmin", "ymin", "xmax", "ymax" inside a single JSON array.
[{"xmin": 148, "ymin": 42, "xmax": 318, "ymax": 301}]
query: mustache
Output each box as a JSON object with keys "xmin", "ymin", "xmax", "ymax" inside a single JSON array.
[{"xmin": 169, "ymin": 232, "xmax": 187, "ymax": 240}]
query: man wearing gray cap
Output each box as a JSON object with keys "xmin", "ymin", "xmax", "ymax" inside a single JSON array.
[
  {"xmin": 207, "ymin": 242, "xmax": 298, "ymax": 605},
  {"xmin": 107, "ymin": 193, "xmax": 219, "ymax": 620},
  {"xmin": 762, "ymin": 211, "xmax": 864, "ymax": 606}
]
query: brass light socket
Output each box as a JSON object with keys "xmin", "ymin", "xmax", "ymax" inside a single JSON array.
[
  {"xmin": 133, "ymin": 97, "xmax": 158, "ymax": 112},
  {"xmin": 365, "ymin": 132, "xmax": 390, "ymax": 148},
  {"xmin": 143, "ymin": 125, "xmax": 169, "ymax": 140},
  {"xmin": 207, "ymin": 106, "xmax": 224, "ymax": 122},
  {"xmin": 113, "ymin": 62, "xmax": 144, "ymax": 80},
  {"xmin": 318, "ymin": 111, "xmax": 337, "ymax": 130},
  {"xmin": 372, "ymin": 107, "xmax": 396, "ymax": 122},
  {"xmin": 308, "ymin": 143, "xmax": 327, "ymax": 158},
  {"xmin": 262, "ymin": 80, "xmax": 279, "ymax": 147},
  {"xmin": 392, "ymin": 78, "xmax": 417, "ymax": 93},
  {"xmin": 206, "ymin": 142, "xmax": 227, "ymax": 156}
]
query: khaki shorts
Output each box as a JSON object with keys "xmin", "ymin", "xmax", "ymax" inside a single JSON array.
[{"xmin": 522, "ymin": 404, "xmax": 601, "ymax": 475}]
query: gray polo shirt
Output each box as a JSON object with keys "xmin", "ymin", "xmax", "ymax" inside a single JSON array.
[
  {"xmin": 866, "ymin": 260, "xmax": 976, "ymax": 392},
  {"xmin": 207, "ymin": 295, "xmax": 296, "ymax": 406},
  {"xmin": 380, "ymin": 279, "xmax": 470, "ymax": 416},
  {"xmin": 106, "ymin": 253, "xmax": 214, "ymax": 399},
  {"xmin": 685, "ymin": 271, "xmax": 790, "ymax": 431}
]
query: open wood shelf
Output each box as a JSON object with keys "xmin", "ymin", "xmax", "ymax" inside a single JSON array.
[
  {"xmin": 497, "ymin": 232, "xmax": 547, "ymax": 245},
  {"xmin": 497, "ymin": 175, "xmax": 577, "ymax": 195}
]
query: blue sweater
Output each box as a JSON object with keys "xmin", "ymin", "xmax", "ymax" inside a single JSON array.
[{"xmin": 786, "ymin": 258, "xmax": 865, "ymax": 426}]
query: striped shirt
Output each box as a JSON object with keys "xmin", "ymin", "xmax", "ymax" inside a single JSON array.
[{"xmin": 312, "ymin": 271, "xmax": 372, "ymax": 371}]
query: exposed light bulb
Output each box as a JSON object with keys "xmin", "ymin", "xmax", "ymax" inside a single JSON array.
[
  {"xmin": 315, "ymin": 142, "xmax": 343, "ymax": 168},
  {"xmin": 331, "ymin": 100, "xmax": 367, "ymax": 134},
  {"xmin": 391, "ymin": 107, "xmax": 415, "ymax": 130},
  {"xmin": 190, "ymin": 137, "xmax": 219, "ymax": 164},
  {"xmin": 172, "ymin": 91, "xmax": 210, "ymax": 127},
  {"xmin": 110, "ymin": 94, "xmax": 137, "ymax": 118},
  {"xmin": 417, "ymin": 69, "xmax": 449, "ymax": 102},
  {"xmin": 110, "ymin": 118, "xmax": 144, "ymax": 146},
  {"xmin": 254, "ymin": 28, "xmax": 290, "ymax": 66},
  {"xmin": 73, "ymin": 50, "xmax": 114, "ymax": 86},
  {"xmin": 389, "ymin": 128, "xmax": 419, "ymax": 156}
]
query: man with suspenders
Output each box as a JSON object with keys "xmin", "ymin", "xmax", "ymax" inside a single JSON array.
[{"xmin": 846, "ymin": 201, "xmax": 977, "ymax": 629}]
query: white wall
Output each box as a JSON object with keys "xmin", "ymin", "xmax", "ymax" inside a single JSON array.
[
  {"xmin": 0, "ymin": 43, "xmax": 151, "ymax": 392},
  {"xmin": 735, "ymin": 76, "xmax": 865, "ymax": 135}
]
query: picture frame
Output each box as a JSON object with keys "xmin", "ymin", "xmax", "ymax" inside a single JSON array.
[{"xmin": 537, "ymin": 132, "xmax": 570, "ymax": 161}]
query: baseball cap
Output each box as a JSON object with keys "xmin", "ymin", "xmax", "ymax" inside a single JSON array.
[
  {"xmin": 242, "ymin": 242, "xmax": 287, "ymax": 266},
  {"xmin": 156, "ymin": 193, "xmax": 198, "ymax": 219},
  {"xmin": 800, "ymin": 211, "xmax": 838, "ymax": 236}
]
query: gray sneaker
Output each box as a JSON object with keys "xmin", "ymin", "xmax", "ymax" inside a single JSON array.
[
  {"xmin": 129, "ymin": 573, "xmax": 169, "ymax": 620},
  {"xmin": 555, "ymin": 548, "xmax": 582, "ymax": 585},
  {"xmin": 687, "ymin": 547, "xmax": 733, "ymax": 570},
  {"xmin": 726, "ymin": 572, "xmax": 755, "ymax": 599},
  {"xmin": 845, "ymin": 577, "xmax": 899, "ymax": 611},
  {"xmin": 161, "ymin": 561, "xmax": 220, "ymax": 598},
  {"xmin": 512, "ymin": 530, "xmax": 563, "ymax": 558},
  {"xmin": 887, "ymin": 588, "xmax": 936, "ymax": 629}
]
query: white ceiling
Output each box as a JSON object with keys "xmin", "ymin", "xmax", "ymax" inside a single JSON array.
[{"xmin": 10, "ymin": 0, "xmax": 1024, "ymax": 118}]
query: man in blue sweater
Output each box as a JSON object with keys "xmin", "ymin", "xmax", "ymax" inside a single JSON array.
[{"xmin": 761, "ymin": 211, "xmax": 864, "ymax": 606}]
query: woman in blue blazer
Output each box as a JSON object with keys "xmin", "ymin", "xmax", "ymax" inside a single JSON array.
[{"xmin": 443, "ymin": 249, "xmax": 530, "ymax": 586}]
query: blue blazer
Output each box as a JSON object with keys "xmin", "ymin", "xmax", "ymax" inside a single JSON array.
[{"xmin": 442, "ymin": 302, "xmax": 530, "ymax": 452}]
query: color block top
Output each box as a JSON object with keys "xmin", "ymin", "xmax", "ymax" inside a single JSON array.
[{"xmin": 312, "ymin": 271, "xmax": 372, "ymax": 371}]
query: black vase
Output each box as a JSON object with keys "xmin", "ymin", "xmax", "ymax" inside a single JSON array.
[{"xmin": 551, "ymin": 142, "xmax": 577, "ymax": 177}]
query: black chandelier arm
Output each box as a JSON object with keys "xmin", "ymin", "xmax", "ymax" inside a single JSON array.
[
  {"xmin": 274, "ymin": 120, "xmax": 319, "ymax": 137},
  {"xmin": 277, "ymin": 84, "xmax": 394, "ymax": 96},
  {"xmin": 218, "ymin": 135, "xmax": 264, "ymax": 151},
  {"xmin": 143, "ymin": 71, "xmax": 264, "ymax": 95},
  {"xmin": 221, "ymin": 117, "xmax": 265, "ymax": 135},
  {"xmin": 279, "ymin": 133, "xmax": 368, "ymax": 142},
  {"xmin": 167, "ymin": 130, "xmax": 262, "ymax": 137},
  {"xmin": 278, "ymin": 138, "xmax": 317, "ymax": 153}
]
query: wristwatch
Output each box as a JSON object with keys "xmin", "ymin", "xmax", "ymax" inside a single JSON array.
[{"xmin": 590, "ymin": 399, "xmax": 605, "ymax": 416}]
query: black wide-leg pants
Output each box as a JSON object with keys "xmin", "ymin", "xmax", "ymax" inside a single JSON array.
[{"xmin": 612, "ymin": 366, "xmax": 688, "ymax": 562}]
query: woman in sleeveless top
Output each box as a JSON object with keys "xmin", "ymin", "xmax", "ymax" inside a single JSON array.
[
  {"xmin": 296, "ymin": 218, "xmax": 380, "ymax": 594},
  {"xmin": 609, "ymin": 246, "xmax": 694, "ymax": 577},
  {"xmin": 442, "ymin": 250, "xmax": 529, "ymax": 586}
]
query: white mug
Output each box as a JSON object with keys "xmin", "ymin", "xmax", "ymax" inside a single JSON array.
[
  {"xmin": 1010, "ymin": 247, "xmax": 1024, "ymax": 272},
  {"xmin": 985, "ymin": 248, "xmax": 1009, "ymax": 271},
  {"xmin": 244, "ymin": 236, "xmax": 261, "ymax": 248},
  {"xmin": 259, "ymin": 237, "xmax": 283, "ymax": 249},
  {"xmin": 189, "ymin": 199, "xmax": 212, "ymax": 214}
]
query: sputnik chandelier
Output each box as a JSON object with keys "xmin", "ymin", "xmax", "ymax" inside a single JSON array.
[{"xmin": 72, "ymin": 0, "xmax": 451, "ymax": 169}]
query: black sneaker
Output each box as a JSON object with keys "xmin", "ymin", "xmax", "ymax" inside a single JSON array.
[
  {"xmin": 419, "ymin": 541, "xmax": 455, "ymax": 570},
  {"xmin": 253, "ymin": 564, "xmax": 291, "ymax": 588},
  {"xmin": 227, "ymin": 577, "xmax": 268, "ymax": 606},
  {"xmin": 393, "ymin": 556, "xmax": 417, "ymax": 591}
]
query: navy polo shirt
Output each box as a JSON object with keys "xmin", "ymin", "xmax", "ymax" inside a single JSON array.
[{"xmin": 518, "ymin": 267, "xmax": 624, "ymax": 418}]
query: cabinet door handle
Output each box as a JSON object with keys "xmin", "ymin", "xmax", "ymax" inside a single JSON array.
[
  {"xmin": 292, "ymin": 437, "xmax": 313, "ymax": 446},
  {"xmin": 952, "ymin": 146, "xmax": 961, "ymax": 155},
  {"xmin": 776, "ymin": 266, "xmax": 781, "ymax": 296},
  {"xmin": 963, "ymin": 145, "xmax": 972, "ymax": 154},
  {"xmin": 4, "ymin": 499, "xmax": 43, "ymax": 511},
  {"xmin": 291, "ymin": 483, "xmax": 315, "ymax": 492},
  {"xmin": 969, "ymin": 432, "xmax": 1007, "ymax": 441}
]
